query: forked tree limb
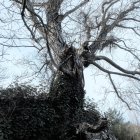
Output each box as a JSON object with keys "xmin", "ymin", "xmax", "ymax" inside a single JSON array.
[
  {"xmin": 88, "ymin": 0, "xmax": 140, "ymax": 53},
  {"xmin": 63, "ymin": 0, "xmax": 89, "ymax": 19},
  {"xmin": 92, "ymin": 61, "xmax": 133, "ymax": 109},
  {"xmin": 95, "ymin": 55, "xmax": 140, "ymax": 75},
  {"xmin": 114, "ymin": 42, "xmax": 140, "ymax": 62},
  {"xmin": 92, "ymin": 62, "xmax": 140, "ymax": 81},
  {"xmin": 108, "ymin": 74, "xmax": 131, "ymax": 110}
]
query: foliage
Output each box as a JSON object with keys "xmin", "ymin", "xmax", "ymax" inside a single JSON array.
[
  {"xmin": 0, "ymin": 85, "xmax": 52, "ymax": 140},
  {"xmin": 84, "ymin": 98, "xmax": 101, "ymax": 123},
  {"xmin": 0, "ymin": 83, "xmax": 114, "ymax": 140}
]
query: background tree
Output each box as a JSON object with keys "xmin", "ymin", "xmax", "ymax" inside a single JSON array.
[
  {"xmin": 106, "ymin": 108, "xmax": 140, "ymax": 140},
  {"xmin": 0, "ymin": 0, "xmax": 140, "ymax": 139}
]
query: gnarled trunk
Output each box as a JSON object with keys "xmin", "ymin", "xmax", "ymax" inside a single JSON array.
[{"xmin": 47, "ymin": 46, "xmax": 85, "ymax": 139}]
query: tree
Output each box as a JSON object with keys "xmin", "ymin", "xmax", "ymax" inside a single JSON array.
[
  {"xmin": 106, "ymin": 108, "xmax": 140, "ymax": 140},
  {"xmin": 0, "ymin": 0, "xmax": 140, "ymax": 139},
  {"xmin": 0, "ymin": 45, "xmax": 7, "ymax": 83}
]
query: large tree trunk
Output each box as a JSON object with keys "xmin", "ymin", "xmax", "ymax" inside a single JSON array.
[
  {"xmin": 46, "ymin": 47, "xmax": 108, "ymax": 140},
  {"xmin": 48, "ymin": 73, "xmax": 85, "ymax": 139}
]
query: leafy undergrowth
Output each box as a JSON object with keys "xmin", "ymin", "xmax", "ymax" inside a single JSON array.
[
  {"xmin": 0, "ymin": 85, "xmax": 100, "ymax": 140},
  {"xmin": 0, "ymin": 85, "xmax": 54, "ymax": 140}
]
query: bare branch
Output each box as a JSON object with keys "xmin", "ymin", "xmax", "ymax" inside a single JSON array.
[
  {"xmin": 108, "ymin": 73, "xmax": 131, "ymax": 110},
  {"xmin": 92, "ymin": 62, "xmax": 140, "ymax": 81},
  {"xmin": 25, "ymin": 0, "xmax": 47, "ymax": 38},
  {"xmin": 21, "ymin": 0, "xmax": 26, "ymax": 16},
  {"xmin": 17, "ymin": 0, "xmax": 61, "ymax": 73},
  {"xmin": 116, "ymin": 24, "xmax": 140, "ymax": 36},
  {"xmin": 21, "ymin": 12, "xmax": 37, "ymax": 42},
  {"xmin": 123, "ymin": 17, "xmax": 140, "ymax": 22},
  {"xmin": 81, "ymin": 12, "xmax": 92, "ymax": 41},
  {"xmin": 89, "ymin": 0, "xmax": 140, "ymax": 53},
  {"xmin": 63, "ymin": 0, "xmax": 89, "ymax": 19},
  {"xmin": 95, "ymin": 55, "xmax": 140, "ymax": 75},
  {"xmin": 114, "ymin": 42, "xmax": 140, "ymax": 62},
  {"xmin": 102, "ymin": 0, "xmax": 119, "ymax": 23},
  {"xmin": 0, "ymin": 42, "xmax": 38, "ymax": 49}
]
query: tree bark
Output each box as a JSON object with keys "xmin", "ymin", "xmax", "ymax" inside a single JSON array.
[{"xmin": 48, "ymin": 73, "xmax": 85, "ymax": 139}]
